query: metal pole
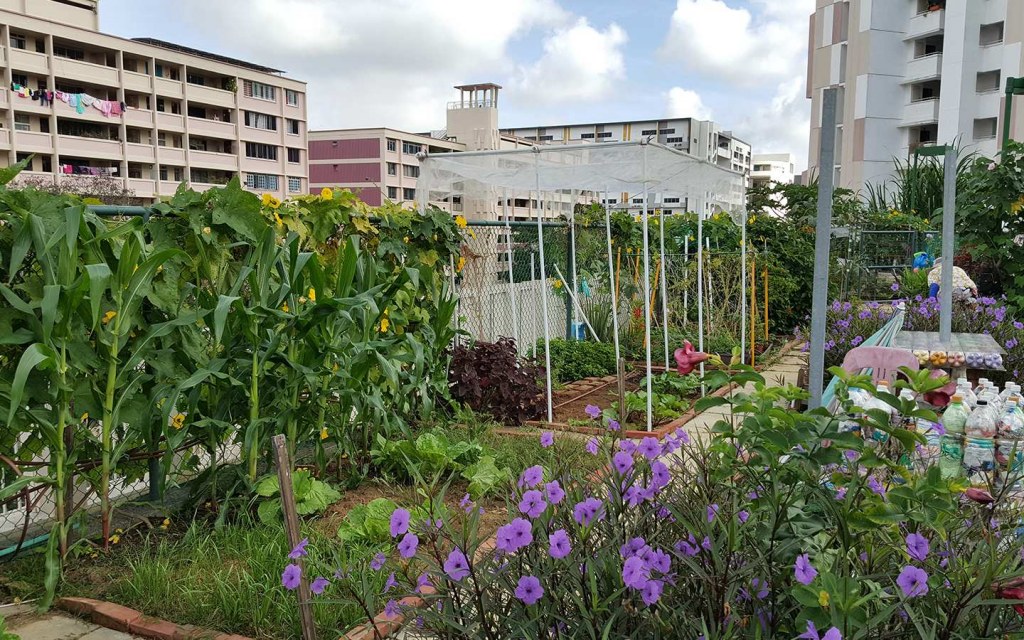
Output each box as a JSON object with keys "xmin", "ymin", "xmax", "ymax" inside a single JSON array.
[
  {"xmin": 604, "ymin": 187, "xmax": 621, "ymax": 363},
  {"xmin": 740, "ymin": 210, "xmax": 747, "ymax": 364},
  {"xmin": 570, "ymin": 190, "xmax": 579, "ymax": 336},
  {"xmin": 697, "ymin": 208, "xmax": 705, "ymax": 391},
  {"xmin": 684, "ymin": 234, "xmax": 689, "ymax": 329},
  {"xmin": 1004, "ymin": 78, "xmax": 1017, "ymax": 149},
  {"xmin": 808, "ymin": 87, "xmax": 838, "ymax": 409},
  {"xmin": 940, "ymin": 150, "xmax": 956, "ymax": 343},
  {"xmin": 659, "ymin": 206, "xmax": 670, "ymax": 370},
  {"xmin": 533, "ymin": 152, "xmax": 554, "ymax": 422},
  {"xmin": 565, "ymin": 197, "xmax": 575, "ymax": 339},
  {"xmin": 641, "ymin": 143, "xmax": 653, "ymax": 431},
  {"xmin": 530, "ymin": 252, "xmax": 537, "ymax": 356}
]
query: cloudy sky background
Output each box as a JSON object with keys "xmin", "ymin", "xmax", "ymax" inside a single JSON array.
[{"xmin": 100, "ymin": 0, "xmax": 815, "ymax": 169}]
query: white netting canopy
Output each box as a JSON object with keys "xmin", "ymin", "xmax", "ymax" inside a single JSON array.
[{"xmin": 417, "ymin": 141, "xmax": 745, "ymax": 211}]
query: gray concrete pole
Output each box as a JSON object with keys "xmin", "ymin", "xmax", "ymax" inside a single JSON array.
[
  {"xmin": 808, "ymin": 88, "xmax": 838, "ymax": 409},
  {"xmin": 940, "ymin": 150, "xmax": 956, "ymax": 343}
]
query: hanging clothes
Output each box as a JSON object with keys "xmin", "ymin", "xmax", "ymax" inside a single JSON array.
[{"xmin": 75, "ymin": 94, "xmax": 86, "ymax": 114}]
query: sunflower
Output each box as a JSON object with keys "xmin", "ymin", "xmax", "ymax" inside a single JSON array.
[
  {"xmin": 454, "ymin": 215, "xmax": 468, "ymax": 228},
  {"xmin": 102, "ymin": 310, "xmax": 117, "ymax": 325},
  {"xmin": 320, "ymin": 187, "xmax": 334, "ymax": 201},
  {"xmin": 171, "ymin": 413, "xmax": 186, "ymax": 429},
  {"xmin": 261, "ymin": 193, "xmax": 282, "ymax": 209}
]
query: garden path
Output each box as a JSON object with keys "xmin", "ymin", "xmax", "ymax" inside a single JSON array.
[{"xmin": 4, "ymin": 604, "xmax": 144, "ymax": 640}]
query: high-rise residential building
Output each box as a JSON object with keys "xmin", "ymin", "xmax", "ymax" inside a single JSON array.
[
  {"xmin": 503, "ymin": 117, "xmax": 752, "ymax": 214},
  {"xmin": 806, "ymin": 0, "xmax": 1024, "ymax": 191},
  {"xmin": 0, "ymin": 0, "xmax": 308, "ymax": 202},
  {"xmin": 752, "ymin": 153, "xmax": 797, "ymax": 188}
]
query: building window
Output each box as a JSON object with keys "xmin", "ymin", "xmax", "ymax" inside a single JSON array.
[
  {"xmin": 402, "ymin": 141, "xmax": 421, "ymax": 154},
  {"xmin": 977, "ymin": 70, "xmax": 1001, "ymax": 93},
  {"xmin": 186, "ymin": 73, "xmax": 206, "ymax": 86},
  {"xmin": 663, "ymin": 197, "xmax": 681, "ymax": 204},
  {"xmin": 403, "ymin": 188, "xmax": 416, "ymax": 200},
  {"xmin": 14, "ymin": 114, "xmax": 30, "ymax": 132},
  {"xmin": 245, "ymin": 173, "xmax": 279, "ymax": 190},
  {"xmin": 658, "ymin": 128, "xmax": 675, "ymax": 134},
  {"xmin": 9, "ymin": 33, "xmax": 26, "ymax": 50},
  {"xmin": 580, "ymin": 133, "xmax": 595, "ymax": 139},
  {"xmin": 403, "ymin": 164, "xmax": 419, "ymax": 178},
  {"xmin": 387, "ymin": 138, "xmax": 397, "ymax": 152},
  {"xmin": 597, "ymin": 132, "xmax": 612, "ymax": 138},
  {"xmin": 980, "ymin": 22, "xmax": 1004, "ymax": 46},
  {"xmin": 288, "ymin": 177, "xmax": 302, "ymax": 193},
  {"xmin": 286, "ymin": 119, "xmax": 300, "ymax": 135},
  {"xmin": 11, "ymin": 74, "xmax": 28, "ymax": 88},
  {"xmin": 387, "ymin": 186, "xmax": 398, "ymax": 200},
  {"xmin": 155, "ymin": 64, "xmax": 180, "ymax": 80},
  {"xmin": 285, "ymin": 89, "xmax": 299, "ymax": 106},
  {"xmin": 244, "ymin": 111, "xmax": 278, "ymax": 131},
  {"xmin": 287, "ymin": 148, "xmax": 300, "ymax": 163},
  {"xmin": 973, "ymin": 117, "xmax": 998, "ymax": 140},
  {"xmin": 243, "ymin": 80, "xmax": 276, "ymax": 101},
  {"xmin": 245, "ymin": 142, "xmax": 278, "ymax": 160},
  {"xmin": 387, "ymin": 162, "xmax": 397, "ymax": 176},
  {"xmin": 641, "ymin": 129, "xmax": 657, "ymax": 136},
  {"xmin": 666, "ymin": 137, "xmax": 684, "ymax": 143},
  {"xmin": 632, "ymin": 198, "xmax": 644, "ymax": 204},
  {"xmin": 54, "ymin": 44, "xmax": 84, "ymax": 60}
]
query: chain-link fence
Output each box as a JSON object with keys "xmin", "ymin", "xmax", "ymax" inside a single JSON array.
[{"xmin": 831, "ymin": 229, "xmax": 940, "ymax": 301}]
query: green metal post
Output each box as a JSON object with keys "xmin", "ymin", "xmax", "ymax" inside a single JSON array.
[
  {"xmin": 565, "ymin": 222, "xmax": 575, "ymax": 339},
  {"xmin": 1003, "ymin": 77, "xmax": 1024, "ymax": 149}
]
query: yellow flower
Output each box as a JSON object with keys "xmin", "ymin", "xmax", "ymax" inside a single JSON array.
[
  {"xmin": 160, "ymin": 518, "xmax": 170, "ymax": 530},
  {"xmin": 202, "ymin": 226, "xmax": 212, "ymax": 235},
  {"xmin": 468, "ymin": 229, "xmax": 476, "ymax": 239},
  {"xmin": 552, "ymin": 279, "xmax": 563, "ymax": 290},
  {"xmin": 299, "ymin": 296, "xmax": 308, "ymax": 304},
  {"xmin": 332, "ymin": 362, "xmax": 340, "ymax": 372},
  {"xmin": 688, "ymin": 235, "xmax": 695, "ymax": 242},
  {"xmin": 81, "ymin": 412, "xmax": 89, "ymax": 422},
  {"xmin": 380, "ymin": 316, "xmax": 391, "ymax": 333},
  {"xmin": 320, "ymin": 427, "xmax": 329, "ymax": 440},
  {"xmin": 818, "ymin": 590, "xmax": 830, "ymax": 608},
  {"xmin": 281, "ymin": 302, "xmax": 290, "ymax": 313},
  {"xmin": 748, "ymin": 215, "xmax": 757, "ymax": 224},
  {"xmin": 261, "ymin": 193, "xmax": 281, "ymax": 209},
  {"xmin": 454, "ymin": 215, "xmax": 467, "ymax": 228},
  {"xmin": 456, "ymin": 257, "xmax": 466, "ymax": 273},
  {"xmin": 320, "ymin": 187, "xmax": 334, "ymax": 200},
  {"xmin": 308, "ymin": 288, "xmax": 316, "ymax": 302},
  {"xmin": 274, "ymin": 211, "xmax": 283, "ymax": 227},
  {"xmin": 171, "ymin": 413, "xmax": 186, "ymax": 430},
  {"xmin": 102, "ymin": 310, "xmax": 117, "ymax": 325},
  {"xmin": 403, "ymin": 236, "xmax": 410, "ymax": 243},
  {"xmin": 109, "ymin": 534, "xmax": 120, "ymax": 545}
]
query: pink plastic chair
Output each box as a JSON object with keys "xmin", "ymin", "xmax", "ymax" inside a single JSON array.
[{"xmin": 840, "ymin": 346, "xmax": 920, "ymax": 386}]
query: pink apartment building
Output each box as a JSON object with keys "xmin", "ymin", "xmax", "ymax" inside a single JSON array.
[{"xmin": 0, "ymin": 0, "xmax": 308, "ymax": 201}]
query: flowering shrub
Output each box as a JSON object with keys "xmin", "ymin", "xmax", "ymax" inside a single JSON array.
[
  {"xmin": 282, "ymin": 368, "xmax": 1024, "ymax": 638},
  {"xmin": 814, "ymin": 295, "xmax": 1024, "ymax": 380}
]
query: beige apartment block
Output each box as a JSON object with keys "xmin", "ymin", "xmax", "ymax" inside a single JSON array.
[{"xmin": 0, "ymin": 0, "xmax": 308, "ymax": 202}]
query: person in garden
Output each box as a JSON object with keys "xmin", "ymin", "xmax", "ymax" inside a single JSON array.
[{"xmin": 927, "ymin": 256, "xmax": 977, "ymax": 301}]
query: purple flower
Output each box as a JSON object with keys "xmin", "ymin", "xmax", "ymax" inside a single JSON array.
[
  {"xmin": 641, "ymin": 578, "xmax": 664, "ymax": 606},
  {"xmin": 619, "ymin": 440, "xmax": 637, "ymax": 455},
  {"xmin": 384, "ymin": 572, "xmax": 397, "ymax": 592},
  {"xmin": 835, "ymin": 486, "xmax": 847, "ymax": 500},
  {"xmin": 540, "ymin": 432, "xmax": 554, "ymax": 448},
  {"xmin": 622, "ymin": 556, "xmax": 650, "ymax": 589},
  {"xmin": 607, "ymin": 419, "xmax": 621, "ymax": 432},
  {"xmin": 645, "ymin": 548, "xmax": 672, "ymax": 574},
  {"xmin": 701, "ymin": 536, "xmax": 712, "ymax": 551},
  {"xmin": 514, "ymin": 575, "xmax": 544, "ymax": 605},
  {"xmin": 851, "ymin": 335, "xmax": 863, "ymax": 346},
  {"xmin": 651, "ymin": 460, "xmax": 671, "ymax": 489},
  {"xmin": 444, "ymin": 548, "xmax": 470, "ymax": 581},
  {"xmin": 675, "ymin": 535, "xmax": 699, "ymax": 557},
  {"xmin": 548, "ymin": 529, "xmax": 572, "ymax": 559},
  {"xmin": 638, "ymin": 437, "xmax": 661, "ymax": 460},
  {"xmin": 573, "ymin": 497, "xmax": 605, "ymax": 526},
  {"xmin": 398, "ymin": 533, "xmax": 419, "ymax": 558},
  {"xmin": 799, "ymin": 621, "xmax": 842, "ymax": 640},
  {"xmin": 844, "ymin": 450, "xmax": 859, "ymax": 462},
  {"xmin": 416, "ymin": 572, "xmax": 432, "ymax": 594},
  {"xmin": 738, "ymin": 510, "xmax": 749, "ymax": 524},
  {"xmin": 891, "ymin": 282, "xmax": 900, "ymax": 292},
  {"xmin": 371, "ymin": 552, "xmax": 386, "ymax": 571},
  {"xmin": 585, "ymin": 404, "xmax": 601, "ymax": 419},
  {"xmin": 867, "ymin": 475, "xmax": 886, "ymax": 496},
  {"xmin": 794, "ymin": 553, "xmax": 817, "ymax": 585},
  {"xmin": 519, "ymin": 490, "xmax": 548, "ymax": 519},
  {"xmin": 674, "ymin": 429, "xmax": 690, "ymax": 445},
  {"xmin": 620, "ymin": 537, "xmax": 648, "ymax": 558},
  {"xmin": 288, "ymin": 538, "xmax": 309, "ymax": 559},
  {"xmin": 751, "ymin": 577, "xmax": 769, "ymax": 600},
  {"xmin": 519, "ymin": 465, "xmax": 544, "ymax": 488},
  {"xmin": 310, "ymin": 576, "xmax": 329, "ymax": 595},
  {"xmin": 389, "ymin": 509, "xmax": 410, "ymax": 538},
  {"xmin": 707, "ymin": 503, "xmax": 719, "ymax": 523},
  {"xmin": 383, "ymin": 599, "xmax": 400, "ymax": 620},
  {"xmin": 586, "ymin": 438, "xmax": 599, "ymax": 455},
  {"xmin": 897, "ymin": 565, "xmax": 929, "ymax": 597},
  {"xmin": 824, "ymin": 340, "xmax": 835, "ymax": 351},
  {"xmin": 496, "ymin": 517, "xmax": 534, "ymax": 553},
  {"xmin": 613, "ymin": 451, "xmax": 634, "ymax": 474},
  {"xmin": 545, "ymin": 480, "xmax": 565, "ymax": 504},
  {"xmin": 858, "ymin": 310, "xmax": 872, "ymax": 320},
  {"xmin": 281, "ymin": 564, "xmax": 301, "ymax": 590},
  {"xmin": 906, "ymin": 532, "xmax": 930, "ymax": 562}
]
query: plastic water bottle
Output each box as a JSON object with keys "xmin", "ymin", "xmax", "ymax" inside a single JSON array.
[
  {"xmin": 1000, "ymin": 383, "xmax": 1021, "ymax": 404},
  {"xmin": 839, "ymin": 387, "xmax": 873, "ymax": 438},
  {"xmin": 966, "ymin": 399, "xmax": 997, "ymax": 438},
  {"xmin": 956, "ymin": 378, "xmax": 978, "ymax": 410},
  {"xmin": 940, "ymin": 394, "xmax": 968, "ymax": 479}
]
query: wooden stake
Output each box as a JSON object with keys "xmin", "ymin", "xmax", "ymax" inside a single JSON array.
[
  {"xmin": 273, "ymin": 434, "xmax": 317, "ymax": 640},
  {"xmin": 763, "ymin": 266, "xmax": 769, "ymax": 341},
  {"xmin": 617, "ymin": 358, "xmax": 628, "ymax": 424},
  {"xmin": 750, "ymin": 256, "xmax": 757, "ymax": 368}
]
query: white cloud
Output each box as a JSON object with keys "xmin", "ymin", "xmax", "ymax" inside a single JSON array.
[
  {"xmin": 511, "ymin": 18, "xmax": 628, "ymax": 104},
  {"xmin": 173, "ymin": 0, "xmax": 573, "ymax": 130},
  {"xmin": 736, "ymin": 76, "xmax": 811, "ymax": 170},
  {"xmin": 660, "ymin": 0, "xmax": 814, "ymax": 85},
  {"xmin": 665, "ymin": 87, "xmax": 712, "ymax": 120}
]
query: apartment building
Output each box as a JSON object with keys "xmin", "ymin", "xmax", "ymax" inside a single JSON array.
[
  {"xmin": 0, "ymin": 0, "xmax": 308, "ymax": 202},
  {"xmin": 502, "ymin": 117, "xmax": 752, "ymax": 215},
  {"xmin": 752, "ymin": 153, "xmax": 797, "ymax": 188},
  {"xmin": 806, "ymin": 0, "xmax": 1024, "ymax": 191}
]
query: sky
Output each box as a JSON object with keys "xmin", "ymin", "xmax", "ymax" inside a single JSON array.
[{"xmin": 99, "ymin": 0, "xmax": 815, "ymax": 170}]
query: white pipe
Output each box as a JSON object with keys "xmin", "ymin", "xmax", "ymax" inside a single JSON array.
[
  {"xmin": 570, "ymin": 190, "xmax": 579, "ymax": 337},
  {"xmin": 684, "ymin": 234, "xmax": 689, "ymax": 329},
  {"xmin": 698, "ymin": 210, "xmax": 705, "ymax": 395},
  {"xmin": 641, "ymin": 144, "xmax": 652, "ymax": 432},
  {"xmin": 554, "ymin": 264, "xmax": 600, "ymax": 341},
  {"xmin": 530, "ymin": 252, "xmax": 537, "ymax": 358},
  {"xmin": 604, "ymin": 187, "xmax": 621, "ymax": 364},
  {"xmin": 533, "ymin": 154, "xmax": 554, "ymax": 423},
  {"xmin": 740, "ymin": 209, "xmax": 747, "ymax": 365},
  {"xmin": 659, "ymin": 204, "xmax": 669, "ymax": 370},
  {"xmin": 503, "ymin": 189, "xmax": 519, "ymax": 349}
]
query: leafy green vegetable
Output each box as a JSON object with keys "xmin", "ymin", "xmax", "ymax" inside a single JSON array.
[
  {"xmin": 254, "ymin": 470, "xmax": 340, "ymax": 524},
  {"xmin": 338, "ymin": 497, "xmax": 399, "ymax": 543},
  {"xmin": 463, "ymin": 456, "xmax": 511, "ymax": 499}
]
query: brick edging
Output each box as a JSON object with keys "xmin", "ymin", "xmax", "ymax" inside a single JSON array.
[{"xmin": 58, "ymin": 597, "xmax": 250, "ymax": 640}]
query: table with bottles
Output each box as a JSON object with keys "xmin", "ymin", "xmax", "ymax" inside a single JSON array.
[{"xmin": 892, "ymin": 331, "xmax": 1006, "ymax": 379}]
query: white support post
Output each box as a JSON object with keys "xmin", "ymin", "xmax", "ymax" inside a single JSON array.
[
  {"xmin": 570, "ymin": 190, "xmax": 579, "ymax": 336},
  {"xmin": 740, "ymin": 209, "xmax": 747, "ymax": 364},
  {"xmin": 641, "ymin": 143, "xmax": 653, "ymax": 431},
  {"xmin": 659, "ymin": 205, "xmax": 670, "ymax": 370},
  {"xmin": 604, "ymin": 187, "xmax": 621, "ymax": 364},
  {"xmin": 698, "ymin": 208, "xmax": 705, "ymax": 394},
  {"xmin": 684, "ymin": 234, "xmax": 689, "ymax": 329},
  {"xmin": 503, "ymin": 189, "xmax": 519, "ymax": 348},
  {"xmin": 533, "ymin": 152, "xmax": 554, "ymax": 423}
]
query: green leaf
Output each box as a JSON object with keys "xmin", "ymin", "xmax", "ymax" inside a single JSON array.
[
  {"xmin": 213, "ymin": 295, "xmax": 239, "ymax": 345},
  {"xmin": 296, "ymin": 479, "xmax": 341, "ymax": 516},
  {"xmin": 695, "ymin": 396, "xmax": 729, "ymax": 412},
  {"xmin": 464, "ymin": 456, "xmax": 511, "ymax": 499},
  {"xmin": 0, "ymin": 156, "xmax": 30, "ymax": 186},
  {"xmin": 253, "ymin": 475, "xmax": 280, "ymax": 497},
  {"xmin": 257, "ymin": 498, "xmax": 281, "ymax": 524},
  {"xmin": 8, "ymin": 343, "xmax": 55, "ymax": 425},
  {"xmin": 85, "ymin": 263, "xmax": 112, "ymax": 329},
  {"xmin": 40, "ymin": 524, "xmax": 60, "ymax": 611}
]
